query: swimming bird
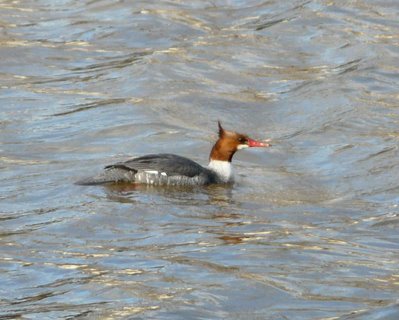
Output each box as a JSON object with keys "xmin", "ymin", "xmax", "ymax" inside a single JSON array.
[{"xmin": 76, "ymin": 122, "xmax": 271, "ymax": 186}]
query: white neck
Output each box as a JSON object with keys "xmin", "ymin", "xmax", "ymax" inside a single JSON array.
[{"xmin": 208, "ymin": 159, "xmax": 233, "ymax": 183}]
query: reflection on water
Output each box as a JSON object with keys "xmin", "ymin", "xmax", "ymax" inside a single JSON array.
[
  {"xmin": 104, "ymin": 183, "xmax": 235, "ymax": 207},
  {"xmin": 1, "ymin": 0, "xmax": 399, "ymax": 319}
]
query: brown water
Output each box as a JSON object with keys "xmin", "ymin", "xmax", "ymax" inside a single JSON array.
[{"xmin": 1, "ymin": 0, "xmax": 399, "ymax": 319}]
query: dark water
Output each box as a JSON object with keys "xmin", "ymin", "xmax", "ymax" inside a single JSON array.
[{"xmin": 1, "ymin": 0, "xmax": 399, "ymax": 319}]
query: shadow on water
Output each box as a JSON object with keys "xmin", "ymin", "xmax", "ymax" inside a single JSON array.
[{"xmin": 102, "ymin": 182, "xmax": 235, "ymax": 207}]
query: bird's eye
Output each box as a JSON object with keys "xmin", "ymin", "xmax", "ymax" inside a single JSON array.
[{"xmin": 238, "ymin": 137, "xmax": 246, "ymax": 143}]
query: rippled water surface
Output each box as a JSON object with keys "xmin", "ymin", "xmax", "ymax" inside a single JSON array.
[{"xmin": 1, "ymin": 0, "xmax": 399, "ymax": 319}]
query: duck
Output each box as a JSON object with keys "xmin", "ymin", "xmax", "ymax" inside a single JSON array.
[{"xmin": 76, "ymin": 122, "xmax": 271, "ymax": 186}]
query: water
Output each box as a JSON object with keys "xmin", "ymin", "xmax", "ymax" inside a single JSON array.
[{"xmin": 1, "ymin": 0, "xmax": 399, "ymax": 319}]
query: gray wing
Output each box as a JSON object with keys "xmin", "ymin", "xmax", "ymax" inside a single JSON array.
[{"xmin": 105, "ymin": 153, "xmax": 206, "ymax": 177}]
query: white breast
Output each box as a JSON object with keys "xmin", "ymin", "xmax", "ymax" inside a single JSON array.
[{"xmin": 208, "ymin": 160, "xmax": 233, "ymax": 183}]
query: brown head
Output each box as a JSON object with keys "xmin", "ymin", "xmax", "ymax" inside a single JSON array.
[{"xmin": 209, "ymin": 121, "xmax": 271, "ymax": 162}]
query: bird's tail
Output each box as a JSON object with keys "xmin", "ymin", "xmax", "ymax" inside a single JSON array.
[{"xmin": 75, "ymin": 174, "xmax": 114, "ymax": 185}]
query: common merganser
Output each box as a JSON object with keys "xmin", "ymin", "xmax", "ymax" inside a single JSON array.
[{"xmin": 76, "ymin": 122, "xmax": 271, "ymax": 186}]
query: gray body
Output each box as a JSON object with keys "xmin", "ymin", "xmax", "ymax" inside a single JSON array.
[{"xmin": 76, "ymin": 153, "xmax": 221, "ymax": 186}]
